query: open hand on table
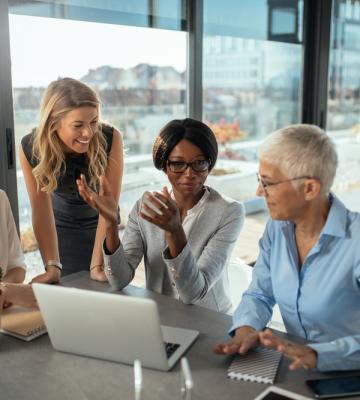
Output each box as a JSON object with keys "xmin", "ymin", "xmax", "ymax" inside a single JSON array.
[
  {"xmin": 30, "ymin": 265, "xmax": 61, "ymax": 284},
  {"xmin": 0, "ymin": 282, "xmax": 38, "ymax": 308},
  {"xmin": 259, "ymin": 329, "xmax": 317, "ymax": 370},
  {"xmin": 213, "ymin": 326, "xmax": 260, "ymax": 355}
]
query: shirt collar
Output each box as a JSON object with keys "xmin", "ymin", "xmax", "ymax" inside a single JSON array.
[
  {"xmin": 170, "ymin": 186, "xmax": 210, "ymax": 216},
  {"xmin": 320, "ymin": 193, "xmax": 348, "ymax": 238},
  {"xmin": 186, "ymin": 186, "xmax": 210, "ymax": 216},
  {"xmin": 280, "ymin": 193, "xmax": 348, "ymax": 239}
]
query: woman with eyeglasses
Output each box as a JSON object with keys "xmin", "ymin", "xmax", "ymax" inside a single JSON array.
[
  {"xmin": 214, "ymin": 124, "xmax": 360, "ymax": 372},
  {"xmin": 77, "ymin": 118, "xmax": 244, "ymax": 313}
]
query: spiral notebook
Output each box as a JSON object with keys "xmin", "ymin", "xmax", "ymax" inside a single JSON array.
[
  {"xmin": 0, "ymin": 306, "xmax": 47, "ymax": 341},
  {"xmin": 227, "ymin": 347, "xmax": 282, "ymax": 385}
]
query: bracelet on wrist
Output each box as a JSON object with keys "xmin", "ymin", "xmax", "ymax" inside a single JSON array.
[{"xmin": 45, "ymin": 260, "xmax": 62, "ymax": 271}]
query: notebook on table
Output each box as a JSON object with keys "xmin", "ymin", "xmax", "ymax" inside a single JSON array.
[
  {"xmin": 227, "ymin": 347, "xmax": 282, "ymax": 384},
  {"xmin": 0, "ymin": 306, "xmax": 47, "ymax": 341},
  {"xmin": 32, "ymin": 283, "xmax": 199, "ymax": 371}
]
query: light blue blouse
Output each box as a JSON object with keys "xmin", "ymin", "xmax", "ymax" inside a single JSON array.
[{"xmin": 230, "ymin": 194, "xmax": 360, "ymax": 371}]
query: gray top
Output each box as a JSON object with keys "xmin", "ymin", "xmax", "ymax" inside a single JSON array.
[
  {"xmin": 103, "ymin": 187, "xmax": 245, "ymax": 313},
  {"xmin": 1, "ymin": 271, "xmax": 358, "ymax": 400}
]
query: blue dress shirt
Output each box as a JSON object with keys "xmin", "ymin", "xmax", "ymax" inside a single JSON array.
[{"xmin": 230, "ymin": 195, "xmax": 360, "ymax": 371}]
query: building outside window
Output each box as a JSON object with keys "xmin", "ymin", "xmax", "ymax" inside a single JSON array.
[
  {"xmin": 201, "ymin": 1, "xmax": 304, "ymax": 267},
  {"xmin": 5, "ymin": 0, "xmax": 359, "ymax": 278},
  {"xmin": 327, "ymin": 0, "xmax": 360, "ymax": 207},
  {"xmin": 8, "ymin": 0, "xmax": 187, "ymax": 277},
  {"xmin": 203, "ymin": 0, "xmax": 304, "ymax": 207}
]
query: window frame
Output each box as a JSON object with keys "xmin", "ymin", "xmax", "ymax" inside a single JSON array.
[
  {"xmin": 0, "ymin": 0, "xmax": 19, "ymax": 228},
  {"xmin": 301, "ymin": 0, "xmax": 332, "ymax": 128}
]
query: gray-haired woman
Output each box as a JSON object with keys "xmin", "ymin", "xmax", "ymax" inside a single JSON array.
[{"xmin": 215, "ymin": 124, "xmax": 360, "ymax": 372}]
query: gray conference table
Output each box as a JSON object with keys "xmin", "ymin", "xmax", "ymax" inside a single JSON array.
[{"xmin": 1, "ymin": 271, "xmax": 359, "ymax": 400}]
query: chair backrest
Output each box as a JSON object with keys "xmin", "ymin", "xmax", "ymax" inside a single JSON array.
[
  {"xmin": 227, "ymin": 259, "xmax": 253, "ymax": 309},
  {"xmin": 227, "ymin": 259, "xmax": 286, "ymax": 332}
]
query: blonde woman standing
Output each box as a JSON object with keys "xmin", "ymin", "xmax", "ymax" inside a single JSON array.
[{"xmin": 20, "ymin": 78, "xmax": 123, "ymax": 283}]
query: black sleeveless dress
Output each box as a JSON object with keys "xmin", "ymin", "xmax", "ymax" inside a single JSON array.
[{"xmin": 21, "ymin": 124, "xmax": 114, "ymax": 276}]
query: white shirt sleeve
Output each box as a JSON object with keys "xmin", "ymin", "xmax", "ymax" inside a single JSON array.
[{"xmin": 0, "ymin": 190, "xmax": 26, "ymax": 276}]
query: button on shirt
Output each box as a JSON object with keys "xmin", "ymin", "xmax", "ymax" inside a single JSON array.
[{"xmin": 230, "ymin": 194, "xmax": 360, "ymax": 371}]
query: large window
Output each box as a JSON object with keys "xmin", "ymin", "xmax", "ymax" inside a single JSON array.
[
  {"xmin": 201, "ymin": 0, "xmax": 304, "ymax": 264},
  {"xmin": 327, "ymin": 0, "xmax": 360, "ymax": 209},
  {"xmin": 4, "ymin": 0, "xmax": 357, "ymax": 277},
  {"xmin": 8, "ymin": 1, "xmax": 187, "ymax": 278},
  {"xmin": 203, "ymin": 0, "xmax": 303, "ymax": 205}
]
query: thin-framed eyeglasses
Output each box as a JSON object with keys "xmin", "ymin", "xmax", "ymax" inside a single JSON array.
[
  {"xmin": 256, "ymin": 173, "xmax": 312, "ymax": 194},
  {"xmin": 167, "ymin": 159, "xmax": 210, "ymax": 173}
]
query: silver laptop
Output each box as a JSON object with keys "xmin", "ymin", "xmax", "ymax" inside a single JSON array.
[{"xmin": 32, "ymin": 284, "xmax": 199, "ymax": 371}]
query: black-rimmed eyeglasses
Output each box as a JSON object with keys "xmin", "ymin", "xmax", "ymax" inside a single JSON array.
[{"xmin": 167, "ymin": 159, "xmax": 210, "ymax": 173}]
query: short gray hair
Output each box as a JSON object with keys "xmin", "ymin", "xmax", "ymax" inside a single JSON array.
[{"xmin": 258, "ymin": 124, "xmax": 338, "ymax": 194}]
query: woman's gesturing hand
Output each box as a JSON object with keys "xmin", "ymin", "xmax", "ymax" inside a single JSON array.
[
  {"xmin": 77, "ymin": 174, "xmax": 118, "ymax": 228},
  {"xmin": 139, "ymin": 187, "xmax": 182, "ymax": 233}
]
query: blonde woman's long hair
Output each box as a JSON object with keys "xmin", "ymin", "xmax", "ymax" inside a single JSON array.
[{"xmin": 32, "ymin": 77, "xmax": 107, "ymax": 193}]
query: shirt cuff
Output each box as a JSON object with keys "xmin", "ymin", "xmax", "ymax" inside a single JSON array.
[
  {"xmin": 228, "ymin": 321, "xmax": 263, "ymax": 337},
  {"xmin": 103, "ymin": 239, "xmax": 121, "ymax": 256},
  {"xmin": 102, "ymin": 240, "xmax": 121, "ymax": 284},
  {"xmin": 228, "ymin": 305, "xmax": 269, "ymax": 336},
  {"xmin": 162, "ymin": 242, "xmax": 191, "ymax": 266},
  {"xmin": 102, "ymin": 239, "xmax": 121, "ymax": 275},
  {"xmin": 308, "ymin": 342, "xmax": 340, "ymax": 371},
  {"xmin": 6, "ymin": 262, "xmax": 26, "ymax": 271}
]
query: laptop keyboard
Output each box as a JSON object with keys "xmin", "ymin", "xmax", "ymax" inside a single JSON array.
[{"xmin": 164, "ymin": 342, "xmax": 180, "ymax": 358}]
